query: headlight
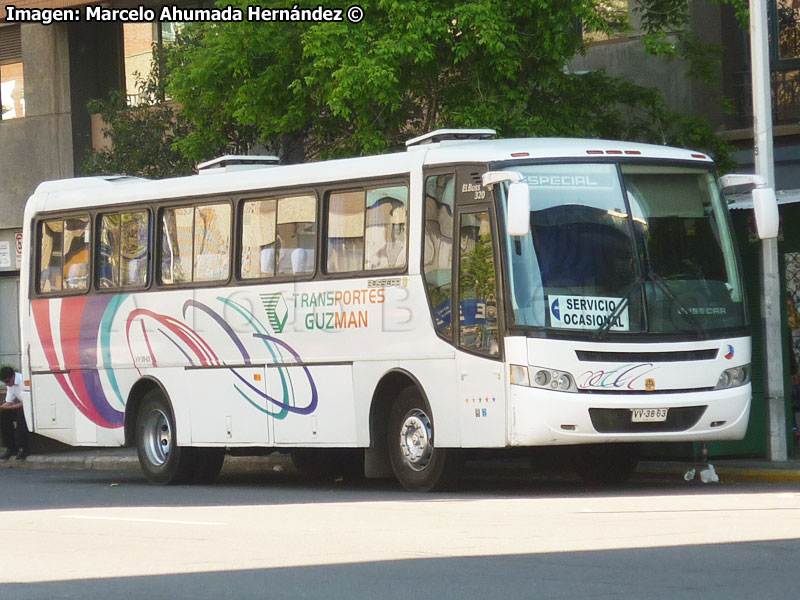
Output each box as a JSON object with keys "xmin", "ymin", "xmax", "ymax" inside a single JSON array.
[
  {"xmin": 715, "ymin": 364, "xmax": 750, "ymax": 390},
  {"xmin": 510, "ymin": 365, "xmax": 577, "ymax": 393}
]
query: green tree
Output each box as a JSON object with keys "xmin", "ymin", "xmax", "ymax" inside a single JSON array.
[
  {"xmin": 87, "ymin": 0, "xmax": 748, "ymax": 176},
  {"xmin": 84, "ymin": 46, "xmax": 195, "ymax": 178}
]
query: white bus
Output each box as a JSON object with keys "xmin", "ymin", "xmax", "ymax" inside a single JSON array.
[{"xmin": 19, "ymin": 130, "xmax": 775, "ymax": 491}]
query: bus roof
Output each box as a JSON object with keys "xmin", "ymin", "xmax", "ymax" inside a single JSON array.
[{"xmin": 28, "ymin": 137, "xmax": 713, "ymax": 213}]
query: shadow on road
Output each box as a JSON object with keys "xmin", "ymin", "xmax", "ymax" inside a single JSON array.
[{"xmin": 2, "ymin": 540, "xmax": 796, "ymax": 599}]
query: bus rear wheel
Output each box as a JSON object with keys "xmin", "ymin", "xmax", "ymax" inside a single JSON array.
[
  {"xmin": 387, "ymin": 387, "xmax": 459, "ymax": 492},
  {"xmin": 191, "ymin": 448, "xmax": 226, "ymax": 484},
  {"xmin": 135, "ymin": 390, "xmax": 195, "ymax": 485}
]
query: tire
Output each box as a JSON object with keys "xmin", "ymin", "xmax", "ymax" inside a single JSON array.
[
  {"xmin": 191, "ymin": 448, "xmax": 226, "ymax": 484},
  {"xmin": 573, "ymin": 443, "xmax": 640, "ymax": 485},
  {"xmin": 387, "ymin": 387, "xmax": 460, "ymax": 492},
  {"xmin": 135, "ymin": 390, "xmax": 195, "ymax": 485}
]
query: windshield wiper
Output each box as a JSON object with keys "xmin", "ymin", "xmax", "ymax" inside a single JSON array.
[
  {"xmin": 646, "ymin": 269, "xmax": 709, "ymax": 340},
  {"xmin": 592, "ymin": 275, "xmax": 644, "ymax": 341}
]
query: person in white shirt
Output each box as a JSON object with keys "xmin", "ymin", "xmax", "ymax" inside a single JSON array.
[{"xmin": 0, "ymin": 367, "xmax": 30, "ymax": 460}]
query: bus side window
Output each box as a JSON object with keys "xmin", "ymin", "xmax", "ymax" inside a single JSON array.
[
  {"xmin": 365, "ymin": 186, "xmax": 407, "ymax": 270},
  {"xmin": 98, "ymin": 211, "xmax": 150, "ymax": 289},
  {"xmin": 38, "ymin": 219, "xmax": 64, "ymax": 293},
  {"xmin": 63, "ymin": 217, "xmax": 90, "ymax": 292},
  {"xmin": 160, "ymin": 203, "xmax": 230, "ymax": 285},
  {"xmin": 458, "ymin": 210, "xmax": 499, "ymax": 357},
  {"xmin": 423, "ymin": 174, "xmax": 455, "ymax": 339},
  {"xmin": 277, "ymin": 195, "xmax": 316, "ymax": 276},
  {"xmin": 120, "ymin": 211, "xmax": 150, "ymax": 287},
  {"xmin": 98, "ymin": 214, "xmax": 120, "ymax": 288},
  {"xmin": 327, "ymin": 191, "xmax": 365, "ymax": 273},
  {"xmin": 161, "ymin": 206, "xmax": 193, "ymax": 285},
  {"xmin": 327, "ymin": 185, "xmax": 408, "ymax": 274},
  {"xmin": 194, "ymin": 204, "xmax": 231, "ymax": 282},
  {"xmin": 241, "ymin": 198, "xmax": 277, "ymax": 279}
]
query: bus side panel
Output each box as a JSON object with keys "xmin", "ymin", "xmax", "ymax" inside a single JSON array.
[
  {"xmin": 271, "ymin": 364, "xmax": 356, "ymax": 445},
  {"xmin": 29, "ymin": 298, "xmax": 125, "ymax": 445},
  {"xmin": 30, "ymin": 375, "xmax": 76, "ymax": 445},
  {"xmin": 188, "ymin": 366, "xmax": 270, "ymax": 446}
]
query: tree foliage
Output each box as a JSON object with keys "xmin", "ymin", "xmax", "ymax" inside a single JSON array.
[
  {"xmin": 83, "ymin": 48, "xmax": 196, "ymax": 178},
  {"xmin": 86, "ymin": 0, "xmax": 748, "ymax": 177}
]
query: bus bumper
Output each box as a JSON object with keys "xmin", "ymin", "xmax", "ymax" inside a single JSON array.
[{"xmin": 509, "ymin": 384, "xmax": 751, "ymax": 446}]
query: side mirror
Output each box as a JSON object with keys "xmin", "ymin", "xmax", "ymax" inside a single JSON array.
[
  {"xmin": 481, "ymin": 170, "xmax": 530, "ymax": 237},
  {"xmin": 752, "ymin": 187, "xmax": 779, "ymax": 239},
  {"xmin": 507, "ymin": 181, "xmax": 530, "ymax": 237},
  {"xmin": 719, "ymin": 173, "xmax": 779, "ymax": 240}
]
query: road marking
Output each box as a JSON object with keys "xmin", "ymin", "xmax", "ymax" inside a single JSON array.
[{"xmin": 63, "ymin": 515, "xmax": 225, "ymax": 526}]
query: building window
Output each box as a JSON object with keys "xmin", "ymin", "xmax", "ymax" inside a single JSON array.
[
  {"xmin": 771, "ymin": 0, "xmax": 800, "ymax": 124},
  {"xmin": 0, "ymin": 25, "xmax": 24, "ymax": 120},
  {"xmin": 582, "ymin": 0, "xmax": 629, "ymax": 44},
  {"xmin": 777, "ymin": 0, "xmax": 800, "ymax": 62}
]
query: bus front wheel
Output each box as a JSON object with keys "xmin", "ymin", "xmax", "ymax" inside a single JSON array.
[
  {"xmin": 135, "ymin": 390, "xmax": 195, "ymax": 485},
  {"xmin": 387, "ymin": 387, "xmax": 459, "ymax": 492}
]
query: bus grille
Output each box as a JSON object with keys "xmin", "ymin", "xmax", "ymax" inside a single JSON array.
[
  {"xmin": 576, "ymin": 349, "xmax": 718, "ymax": 362},
  {"xmin": 589, "ymin": 406, "xmax": 707, "ymax": 433}
]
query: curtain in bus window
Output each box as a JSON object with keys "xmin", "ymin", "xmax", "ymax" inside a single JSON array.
[
  {"xmin": 365, "ymin": 186, "xmax": 407, "ymax": 270},
  {"xmin": 424, "ymin": 174, "xmax": 454, "ymax": 337},
  {"xmin": 98, "ymin": 214, "xmax": 120, "ymax": 288},
  {"xmin": 161, "ymin": 207, "xmax": 193, "ymax": 284},
  {"xmin": 120, "ymin": 211, "xmax": 149, "ymax": 287},
  {"xmin": 39, "ymin": 219, "xmax": 63, "ymax": 293},
  {"xmin": 276, "ymin": 195, "xmax": 316, "ymax": 276},
  {"xmin": 327, "ymin": 191, "xmax": 365, "ymax": 273},
  {"xmin": 241, "ymin": 199, "xmax": 277, "ymax": 279},
  {"xmin": 458, "ymin": 211, "xmax": 499, "ymax": 356},
  {"xmin": 194, "ymin": 204, "xmax": 231, "ymax": 282},
  {"xmin": 63, "ymin": 217, "xmax": 90, "ymax": 291}
]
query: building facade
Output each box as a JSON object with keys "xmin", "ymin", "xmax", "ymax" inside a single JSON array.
[{"xmin": 0, "ymin": 1, "xmax": 167, "ymax": 368}]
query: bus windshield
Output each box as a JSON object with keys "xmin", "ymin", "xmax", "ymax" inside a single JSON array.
[{"xmin": 503, "ymin": 162, "xmax": 746, "ymax": 336}]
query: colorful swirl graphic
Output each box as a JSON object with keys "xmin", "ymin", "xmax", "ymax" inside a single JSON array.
[
  {"xmin": 31, "ymin": 297, "xmax": 125, "ymax": 428},
  {"xmin": 32, "ymin": 294, "xmax": 317, "ymax": 429}
]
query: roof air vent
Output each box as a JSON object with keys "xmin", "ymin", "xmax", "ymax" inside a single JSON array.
[
  {"xmin": 405, "ymin": 128, "xmax": 496, "ymax": 149},
  {"xmin": 197, "ymin": 155, "xmax": 280, "ymax": 175}
]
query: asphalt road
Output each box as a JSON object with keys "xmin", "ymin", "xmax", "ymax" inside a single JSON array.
[{"xmin": 1, "ymin": 468, "xmax": 799, "ymax": 599}]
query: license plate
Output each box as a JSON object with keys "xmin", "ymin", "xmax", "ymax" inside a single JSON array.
[{"xmin": 631, "ymin": 408, "xmax": 668, "ymax": 422}]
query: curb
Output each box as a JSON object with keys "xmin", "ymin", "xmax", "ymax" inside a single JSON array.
[
  {"xmin": 0, "ymin": 451, "xmax": 294, "ymax": 474},
  {"xmin": 3, "ymin": 452, "xmax": 800, "ymax": 484},
  {"xmin": 636, "ymin": 462, "xmax": 800, "ymax": 484}
]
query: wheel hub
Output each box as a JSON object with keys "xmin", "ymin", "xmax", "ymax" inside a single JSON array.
[
  {"xmin": 143, "ymin": 408, "xmax": 172, "ymax": 467},
  {"xmin": 399, "ymin": 409, "xmax": 433, "ymax": 471}
]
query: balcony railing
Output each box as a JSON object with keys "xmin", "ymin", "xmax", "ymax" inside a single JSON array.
[{"xmin": 731, "ymin": 66, "xmax": 800, "ymax": 129}]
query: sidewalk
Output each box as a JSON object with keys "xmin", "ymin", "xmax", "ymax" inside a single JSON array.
[{"xmin": 2, "ymin": 446, "xmax": 800, "ymax": 484}]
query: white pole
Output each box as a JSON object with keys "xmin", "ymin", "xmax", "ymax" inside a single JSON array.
[{"xmin": 749, "ymin": 0, "xmax": 786, "ymax": 460}]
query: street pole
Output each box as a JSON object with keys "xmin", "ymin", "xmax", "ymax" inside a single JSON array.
[{"xmin": 749, "ymin": 0, "xmax": 786, "ymax": 460}]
